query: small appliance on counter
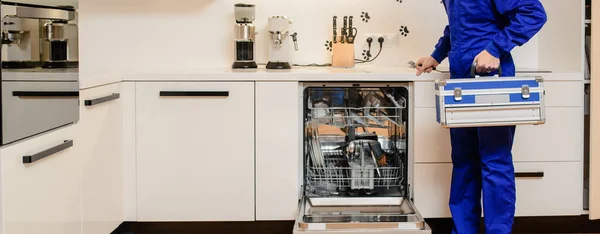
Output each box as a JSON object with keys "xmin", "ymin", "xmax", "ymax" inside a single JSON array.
[
  {"xmin": 232, "ymin": 3, "xmax": 258, "ymax": 69},
  {"xmin": 0, "ymin": 1, "xmax": 79, "ymax": 145},
  {"xmin": 1, "ymin": 2, "xmax": 78, "ymax": 69},
  {"xmin": 266, "ymin": 15, "xmax": 298, "ymax": 70}
]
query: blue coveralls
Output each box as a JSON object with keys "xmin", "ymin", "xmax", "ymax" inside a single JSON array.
[{"xmin": 430, "ymin": 1, "xmax": 547, "ymax": 233}]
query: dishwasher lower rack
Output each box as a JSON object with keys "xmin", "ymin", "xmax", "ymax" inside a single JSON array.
[{"xmin": 305, "ymin": 156, "xmax": 404, "ymax": 195}]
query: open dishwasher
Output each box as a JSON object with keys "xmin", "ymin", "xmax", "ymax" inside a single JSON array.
[{"xmin": 294, "ymin": 82, "xmax": 431, "ymax": 234}]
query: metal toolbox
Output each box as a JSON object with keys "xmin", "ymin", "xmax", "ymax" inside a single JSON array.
[{"xmin": 435, "ymin": 76, "xmax": 546, "ymax": 128}]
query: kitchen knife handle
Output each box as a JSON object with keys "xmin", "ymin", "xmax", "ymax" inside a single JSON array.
[
  {"xmin": 515, "ymin": 172, "xmax": 544, "ymax": 178},
  {"xmin": 84, "ymin": 93, "xmax": 120, "ymax": 107},
  {"xmin": 23, "ymin": 140, "xmax": 73, "ymax": 164},
  {"xmin": 333, "ymin": 16, "xmax": 338, "ymax": 43},
  {"xmin": 159, "ymin": 91, "xmax": 229, "ymax": 97},
  {"xmin": 13, "ymin": 91, "xmax": 79, "ymax": 97}
]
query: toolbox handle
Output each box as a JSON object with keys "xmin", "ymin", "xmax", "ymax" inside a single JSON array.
[{"xmin": 471, "ymin": 61, "xmax": 503, "ymax": 78}]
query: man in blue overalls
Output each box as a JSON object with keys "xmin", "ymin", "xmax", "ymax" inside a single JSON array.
[{"xmin": 415, "ymin": 1, "xmax": 547, "ymax": 233}]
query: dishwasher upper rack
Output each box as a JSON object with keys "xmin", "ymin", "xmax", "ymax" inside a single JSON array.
[{"xmin": 307, "ymin": 89, "xmax": 407, "ymax": 128}]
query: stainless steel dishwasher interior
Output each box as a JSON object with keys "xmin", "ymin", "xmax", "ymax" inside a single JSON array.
[{"xmin": 297, "ymin": 83, "xmax": 427, "ymax": 232}]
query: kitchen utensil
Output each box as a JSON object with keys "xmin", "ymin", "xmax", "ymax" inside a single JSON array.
[
  {"xmin": 233, "ymin": 3, "xmax": 258, "ymax": 69},
  {"xmin": 266, "ymin": 15, "xmax": 298, "ymax": 70},
  {"xmin": 333, "ymin": 16, "xmax": 338, "ymax": 44},
  {"xmin": 341, "ymin": 16, "xmax": 348, "ymax": 43},
  {"xmin": 347, "ymin": 16, "xmax": 358, "ymax": 44},
  {"xmin": 408, "ymin": 61, "xmax": 436, "ymax": 71},
  {"xmin": 368, "ymin": 142, "xmax": 382, "ymax": 177}
]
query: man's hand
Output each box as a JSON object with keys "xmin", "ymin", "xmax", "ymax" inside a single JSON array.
[
  {"xmin": 474, "ymin": 50, "xmax": 500, "ymax": 74},
  {"xmin": 415, "ymin": 56, "xmax": 440, "ymax": 76}
]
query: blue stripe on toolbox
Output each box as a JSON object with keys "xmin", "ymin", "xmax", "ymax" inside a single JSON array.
[
  {"xmin": 444, "ymin": 95, "xmax": 476, "ymax": 104},
  {"xmin": 509, "ymin": 93, "xmax": 540, "ymax": 102},
  {"xmin": 443, "ymin": 80, "xmax": 539, "ymax": 90},
  {"xmin": 444, "ymin": 93, "xmax": 540, "ymax": 105}
]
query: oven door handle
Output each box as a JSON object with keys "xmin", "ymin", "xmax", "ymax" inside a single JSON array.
[
  {"xmin": 13, "ymin": 91, "xmax": 79, "ymax": 97},
  {"xmin": 23, "ymin": 140, "xmax": 73, "ymax": 164},
  {"xmin": 84, "ymin": 93, "xmax": 120, "ymax": 107}
]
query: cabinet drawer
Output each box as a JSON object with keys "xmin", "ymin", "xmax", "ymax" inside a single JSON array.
[
  {"xmin": 414, "ymin": 107, "xmax": 583, "ymax": 163},
  {"xmin": 1, "ymin": 124, "xmax": 81, "ymax": 234},
  {"xmin": 414, "ymin": 81, "xmax": 583, "ymax": 108},
  {"xmin": 135, "ymin": 82, "xmax": 255, "ymax": 221},
  {"xmin": 414, "ymin": 162, "xmax": 582, "ymax": 218}
]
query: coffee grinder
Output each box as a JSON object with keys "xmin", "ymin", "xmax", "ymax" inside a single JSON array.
[
  {"xmin": 232, "ymin": 3, "xmax": 258, "ymax": 69},
  {"xmin": 266, "ymin": 16, "xmax": 298, "ymax": 70}
]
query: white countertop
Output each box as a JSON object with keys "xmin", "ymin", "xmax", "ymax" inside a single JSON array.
[
  {"xmin": 123, "ymin": 66, "xmax": 448, "ymax": 82},
  {"xmin": 121, "ymin": 65, "xmax": 577, "ymax": 83}
]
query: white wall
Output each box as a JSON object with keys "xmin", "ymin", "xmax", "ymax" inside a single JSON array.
[{"xmin": 79, "ymin": 0, "xmax": 542, "ymax": 76}]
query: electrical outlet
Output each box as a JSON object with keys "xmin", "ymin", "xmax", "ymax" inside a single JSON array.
[{"xmin": 363, "ymin": 33, "xmax": 399, "ymax": 47}]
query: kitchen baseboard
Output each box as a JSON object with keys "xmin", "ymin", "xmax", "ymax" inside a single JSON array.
[{"xmin": 112, "ymin": 216, "xmax": 600, "ymax": 234}]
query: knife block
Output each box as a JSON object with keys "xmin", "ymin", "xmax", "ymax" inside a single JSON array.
[{"xmin": 332, "ymin": 38, "xmax": 355, "ymax": 68}]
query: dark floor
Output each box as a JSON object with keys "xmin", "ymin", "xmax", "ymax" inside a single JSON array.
[{"xmin": 112, "ymin": 216, "xmax": 600, "ymax": 234}]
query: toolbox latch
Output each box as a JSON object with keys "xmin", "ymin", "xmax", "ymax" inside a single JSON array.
[
  {"xmin": 454, "ymin": 88, "xmax": 462, "ymax": 101},
  {"xmin": 522, "ymin": 85, "xmax": 530, "ymax": 99}
]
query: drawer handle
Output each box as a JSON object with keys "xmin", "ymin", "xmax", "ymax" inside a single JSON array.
[
  {"xmin": 23, "ymin": 140, "xmax": 73, "ymax": 164},
  {"xmin": 159, "ymin": 91, "xmax": 229, "ymax": 97},
  {"xmin": 13, "ymin": 91, "xmax": 79, "ymax": 97},
  {"xmin": 84, "ymin": 93, "xmax": 120, "ymax": 106},
  {"xmin": 515, "ymin": 172, "xmax": 544, "ymax": 178}
]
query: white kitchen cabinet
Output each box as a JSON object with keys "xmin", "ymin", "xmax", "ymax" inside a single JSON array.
[
  {"xmin": 414, "ymin": 161, "xmax": 583, "ymax": 218},
  {"xmin": 80, "ymin": 83, "xmax": 123, "ymax": 234},
  {"xmin": 1, "ymin": 124, "xmax": 81, "ymax": 234},
  {"xmin": 255, "ymin": 82, "xmax": 301, "ymax": 221},
  {"xmin": 121, "ymin": 82, "xmax": 137, "ymax": 221},
  {"xmin": 135, "ymin": 82, "xmax": 255, "ymax": 221},
  {"xmin": 415, "ymin": 107, "xmax": 583, "ymax": 163}
]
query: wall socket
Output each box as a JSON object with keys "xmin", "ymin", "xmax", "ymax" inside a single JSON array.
[{"xmin": 363, "ymin": 33, "xmax": 400, "ymax": 47}]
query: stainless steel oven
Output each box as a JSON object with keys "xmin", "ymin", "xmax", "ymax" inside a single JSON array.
[
  {"xmin": 294, "ymin": 82, "xmax": 430, "ymax": 234},
  {"xmin": 1, "ymin": 1, "xmax": 79, "ymax": 145}
]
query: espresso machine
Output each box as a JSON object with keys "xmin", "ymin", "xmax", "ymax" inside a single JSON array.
[
  {"xmin": 232, "ymin": 3, "xmax": 257, "ymax": 69},
  {"xmin": 266, "ymin": 16, "xmax": 298, "ymax": 70},
  {"xmin": 1, "ymin": 3, "xmax": 78, "ymax": 69}
]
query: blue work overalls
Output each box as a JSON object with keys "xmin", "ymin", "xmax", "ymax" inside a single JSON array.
[{"xmin": 430, "ymin": 1, "xmax": 547, "ymax": 233}]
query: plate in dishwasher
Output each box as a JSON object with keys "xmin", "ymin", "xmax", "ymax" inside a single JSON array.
[{"xmin": 293, "ymin": 197, "xmax": 431, "ymax": 234}]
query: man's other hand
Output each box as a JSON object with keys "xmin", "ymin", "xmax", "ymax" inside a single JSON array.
[
  {"xmin": 474, "ymin": 50, "xmax": 500, "ymax": 74},
  {"xmin": 415, "ymin": 56, "xmax": 440, "ymax": 76}
]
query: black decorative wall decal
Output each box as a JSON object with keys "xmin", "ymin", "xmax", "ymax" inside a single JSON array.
[
  {"xmin": 362, "ymin": 49, "xmax": 372, "ymax": 60},
  {"xmin": 396, "ymin": 0, "xmax": 403, "ymax": 3},
  {"xmin": 399, "ymin": 26, "xmax": 410, "ymax": 37},
  {"xmin": 325, "ymin": 40, "xmax": 333, "ymax": 51},
  {"xmin": 360, "ymin": 12, "xmax": 370, "ymax": 23}
]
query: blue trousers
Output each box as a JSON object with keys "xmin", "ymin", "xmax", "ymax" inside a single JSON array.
[{"xmin": 450, "ymin": 126, "xmax": 517, "ymax": 234}]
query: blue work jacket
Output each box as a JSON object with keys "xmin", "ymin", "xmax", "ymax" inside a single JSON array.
[{"xmin": 431, "ymin": 0, "xmax": 547, "ymax": 78}]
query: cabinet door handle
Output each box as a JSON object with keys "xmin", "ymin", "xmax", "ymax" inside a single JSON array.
[
  {"xmin": 84, "ymin": 93, "xmax": 120, "ymax": 106},
  {"xmin": 159, "ymin": 91, "xmax": 229, "ymax": 97},
  {"xmin": 23, "ymin": 140, "xmax": 73, "ymax": 164},
  {"xmin": 13, "ymin": 91, "xmax": 79, "ymax": 97},
  {"xmin": 515, "ymin": 172, "xmax": 544, "ymax": 178}
]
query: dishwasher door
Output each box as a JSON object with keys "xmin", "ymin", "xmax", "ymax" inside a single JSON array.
[{"xmin": 293, "ymin": 197, "xmax": 430, "ymax": 234}]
